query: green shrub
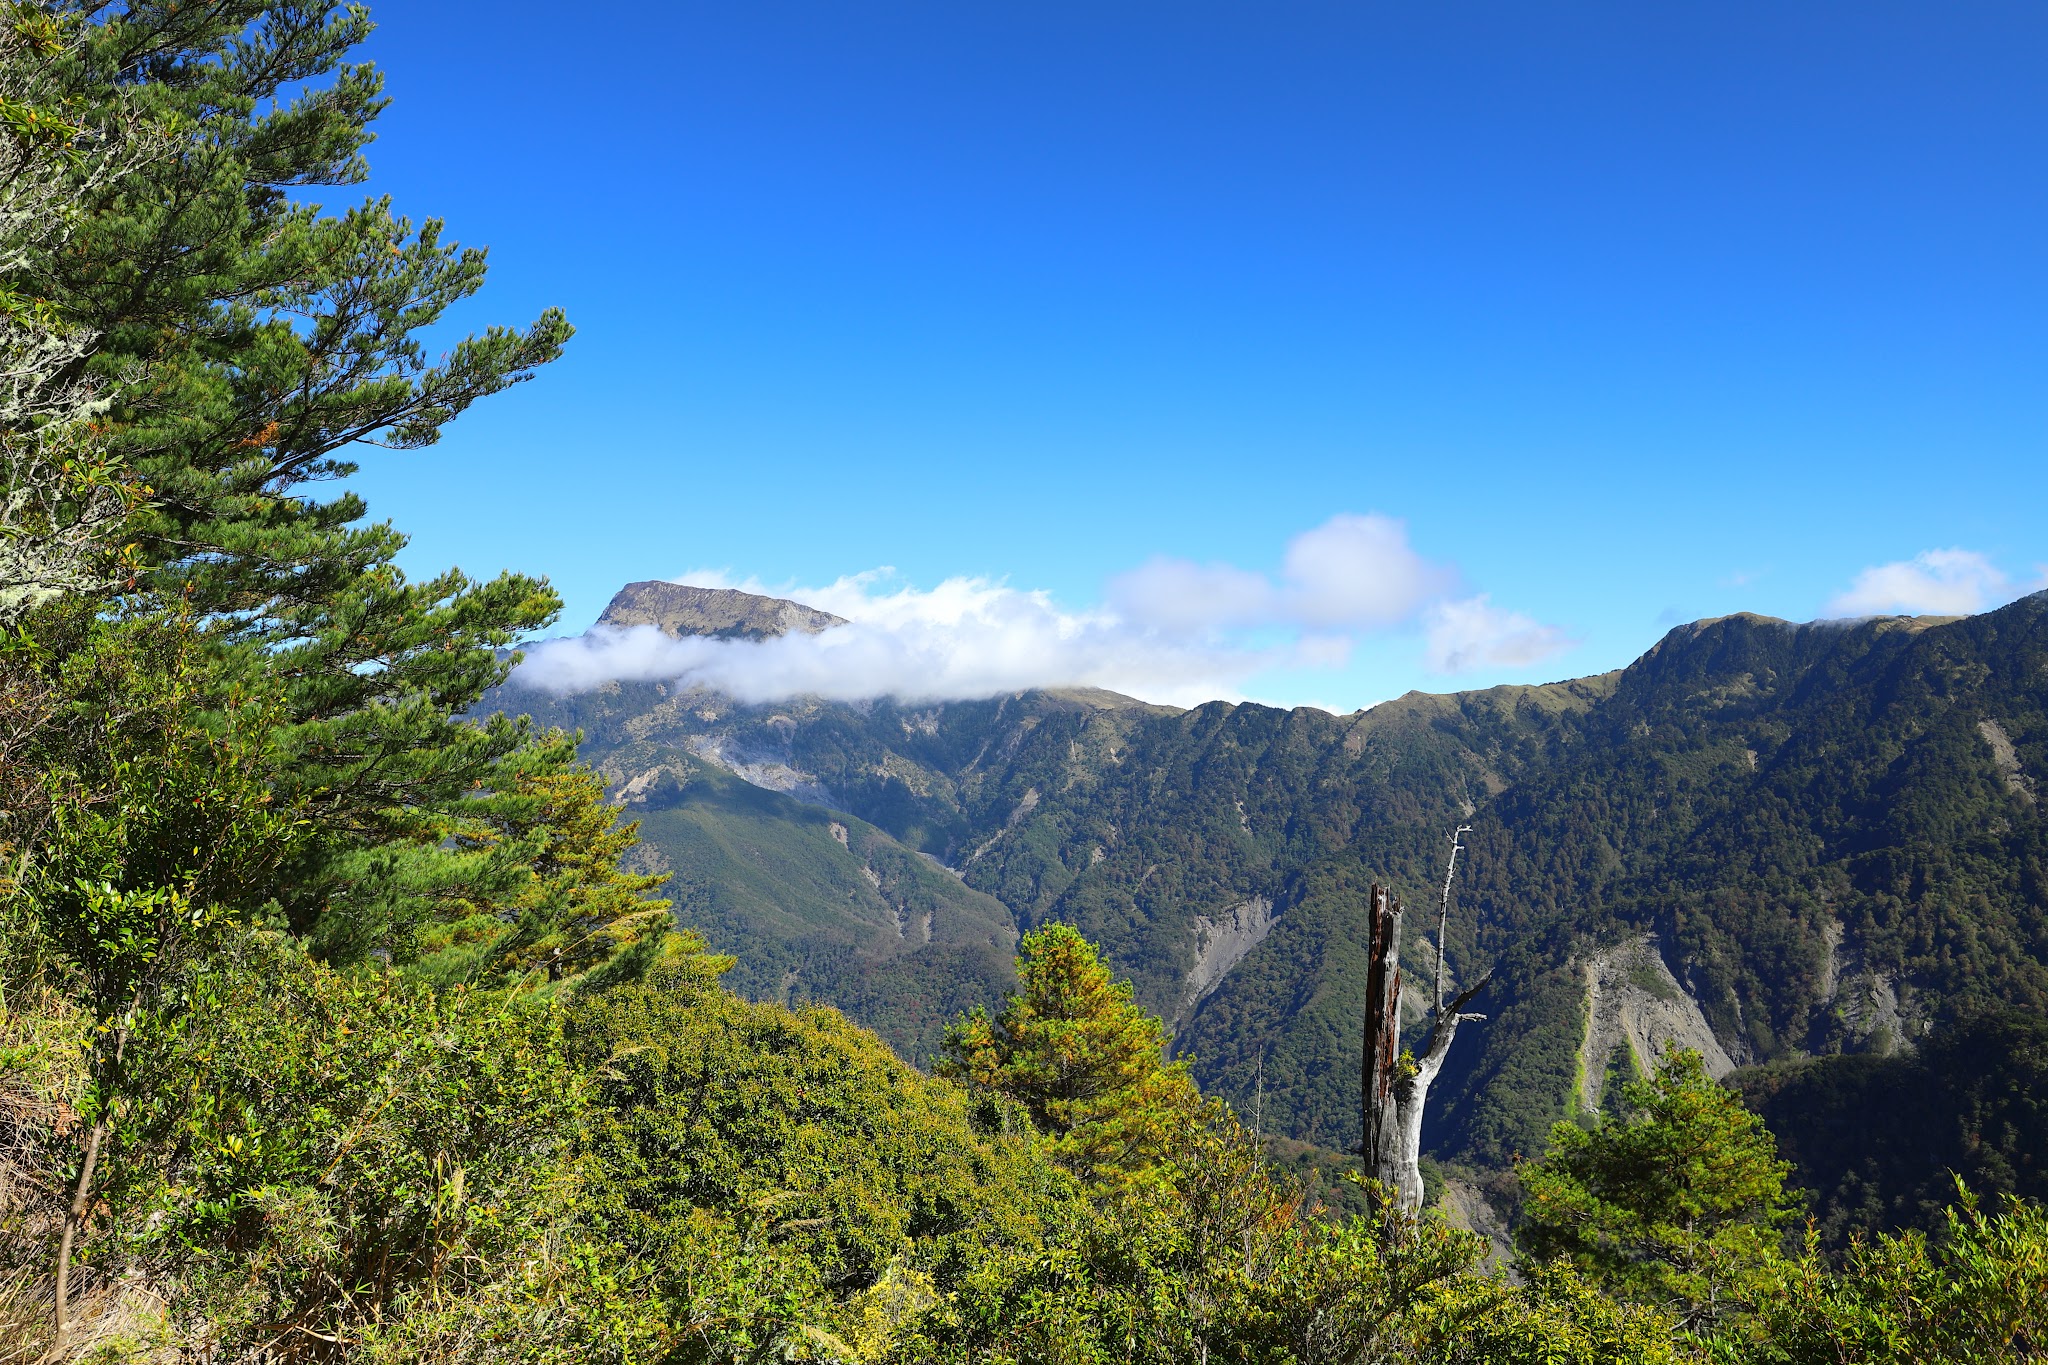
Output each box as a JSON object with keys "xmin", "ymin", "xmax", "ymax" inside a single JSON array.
[
  {"xmin": 1725, "ymin": 1190, "xmax": 2048, "ymax": 1364},
  {"xmin": 564, "ymin": 955, "xmax": 1061, "ymax": 1362},
  {"xmin": 131, "ymin": 938, "xmax": 587, "ymax": 1356}
]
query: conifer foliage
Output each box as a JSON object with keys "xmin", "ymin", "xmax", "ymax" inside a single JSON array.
[
  {"xmin": 16, "ymin": 0, "xmax": 576, "ymax": 959},
  {"xmin": 938, "ymin": 922, "xmax": 1202, "ymax": 1187},
  {"xmin": 0, "ymin": 0, "xmax": 648, "ymax": 972},
  {"xmin": 1517, "ymin": 1049, "xmax": 1799, "ymax": 1330}
]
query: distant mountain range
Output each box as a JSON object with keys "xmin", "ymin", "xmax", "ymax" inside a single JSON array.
[{"xmin": 486, "ymin": 580, "xmax": 2048, "ymax": 1200}]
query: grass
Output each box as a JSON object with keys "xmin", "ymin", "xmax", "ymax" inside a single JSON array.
[{"xmin": 0, "ymin": 1269, "xmax": 177, "ymax": 1364}]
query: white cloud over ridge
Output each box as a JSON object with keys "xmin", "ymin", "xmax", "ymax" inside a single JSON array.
[
  {"xmin": 513, "ymin": 514, "xmax": 1577, "ymax": 706},
  {"xmin": 1424, "ymin": 596, "xmax": 1577, "ymax": 674},
  {"xmin": 1826, "ymin": 549, "xmax": 2017, "ymax": 617},
  {"xmin": 515, "ymin": 573, "xmax": 1287, "ymax": 708},
  {"xmin": 1106, "ymin": 513, "xmax": 1454, "ymax": 633}
]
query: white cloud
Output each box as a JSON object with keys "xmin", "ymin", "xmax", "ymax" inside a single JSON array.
[
  {"xmin": 1109, "ymin": 512, "xmax": 1453, "ymax": 634},
  {"xmin": 1825, "ymin": 549, "xmax": 2011, "ymax": 617},
  {"xmin": 1423, "ymin": 595, "xmax": 1576, "ymax": 674},
  {"xmin": 1105, "ymin": 557, "xmax": 1275, "ymax": 632},
  {"xmin": 1292, "ymin": 634, "xmax": 1356, "ymax": 670},
  {"xmin": 515, "ymin": 572, "xmax": 1287, "ymax": 708},
  {"xmin": 1281, "ymin": 513, "xmax": 1454, "ymax": 628},
  {"xmin": 664, "ymin": 566, "xmax": 764, "ymax": 594},
  {"xmin": 516, "ymin": 514, "xmax": 1577, "ymax": 705}
]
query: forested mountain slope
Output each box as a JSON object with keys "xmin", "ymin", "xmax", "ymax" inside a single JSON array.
[
  {"xmin": 1733, "ymin": 1009, "xmax": 2048, "ymax": 1248},
  {"xmin": 490, "ymin": 582, "xmax": 2048, "ymax": 1172}
]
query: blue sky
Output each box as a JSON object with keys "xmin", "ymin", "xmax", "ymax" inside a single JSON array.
[{"xmin": 345, "ymin": 1, "xmax": 2048, "ymax": 709}]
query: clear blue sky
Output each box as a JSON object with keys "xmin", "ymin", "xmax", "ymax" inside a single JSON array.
[{"xmin": 344, "ymin": 1, "xmax": 2047, "ymax": 709}]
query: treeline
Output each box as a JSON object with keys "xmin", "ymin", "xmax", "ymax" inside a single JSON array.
[
  {"xmin": 3, "ymin": 3, "xmax": 2046, "ymax": 1360},
  {"xmin": 14, "ymin": 913, "xmax": 2048, "ymax": 1361}
]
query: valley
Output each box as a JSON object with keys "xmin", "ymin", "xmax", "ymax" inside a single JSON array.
[{"xmin": 490, "ymin": 580, "xmax": 2048, "ymax": 1195}]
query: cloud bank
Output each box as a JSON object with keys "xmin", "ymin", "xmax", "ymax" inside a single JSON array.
[
  {"xmin": 1106, "ymin": 513, "xmax": 1456, "ymax": 632},
  {"xmin": 515, "ymin": 573, "xmax": 1287, "ymax": 708},
  {"xmin": 1423, "ymin": 596, "xmax": 1577, "ymax": 673},
  {"xmin": 1826, "ymin": 549, "xmax": 2033, "ymax": 617},
  {"xmin": 512, "ymin": 513, "xmax": 1577, "ymax": 706}
]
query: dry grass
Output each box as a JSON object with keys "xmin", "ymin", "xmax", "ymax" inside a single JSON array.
[
  {"xmin": 0, "ymin": 1097, "xmax": 180, "ymax": 1363},
  {"xmin": 1, "ymin": 979, "xmax": 83, "ymax": 1273},
  {"xmin": 0, "ymin": 979, "xmax": 179, "ymax": 1362},
  {"xmin": 0, "ymin": 1266, "xmax": 177, "ymax": 1364}
]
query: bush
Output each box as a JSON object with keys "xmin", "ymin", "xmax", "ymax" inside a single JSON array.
[
  {"xmin": 1726, "ymin": 1190, "xmax": 2048, "ymax": 1364},
  {"xmin": 128, "ymin": 937, "xmax": 586, "ymax": 1357},
  {"xmin": 564, "ymin": 955, "xmax": 1061, "ymax": 1362}
]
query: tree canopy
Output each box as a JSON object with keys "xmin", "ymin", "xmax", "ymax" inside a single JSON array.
[
  {"xmin": 1516, "ymin": 1047, "xmax": 1799, "ymax": 1329},
  {"xmin": 939, "ymin": 922, "xmax": 1203, "ymax": 1188}
]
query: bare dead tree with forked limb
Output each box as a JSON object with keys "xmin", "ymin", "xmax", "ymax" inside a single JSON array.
[
  {"xmin": 1433, "ymin": 825, "xmax": 1472, "ymax": 1017},
  {"xmin": 1359, "ymin": 830, "xmax": 1492, "ymax": 1212}
]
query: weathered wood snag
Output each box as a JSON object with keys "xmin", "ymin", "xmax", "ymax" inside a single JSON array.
[
  {"xmin": 1360, "ymin": 832, "xmax": 1492, "ymax": 1211},
  {"xmin": 1359, "ymin": 884, "xmax": 1405, "ymax": 1197}
]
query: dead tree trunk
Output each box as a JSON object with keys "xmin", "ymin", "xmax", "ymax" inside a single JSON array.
[
  {"xmin": 1359, "ymin": 884, "xmax": 1404, "ymax": 1197},
  {"xmin": 1360, "ymin": 856, "xmax": 1492, "ymax": 1212}
]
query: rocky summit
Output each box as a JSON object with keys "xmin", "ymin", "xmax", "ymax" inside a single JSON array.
[{"xmin": 596, "ymin": 580, "xmax": 848, "ymax": 641}]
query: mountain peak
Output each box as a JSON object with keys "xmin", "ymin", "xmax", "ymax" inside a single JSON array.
[{"xmin": 597, "ymin": 581, "xmax": 847, "ymax": 642}]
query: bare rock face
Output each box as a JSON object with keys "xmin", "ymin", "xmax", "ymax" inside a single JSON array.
[
  {"xmin": 1178, "ymin": 896, "xmax": 1277, "ymax": 1024},
  {"xmin": 598, "ymin": 581, "xmax": 846, "ymax": 642},
  {"xmin": 1578, "ymin": 935, "xmax": 1736, "ymax": 1114},
  {"xmin": 1979, "ymin": 718, "xmax": 2038, "ymax": 805},
  {"xmin": 1439, "ymin": 1177, "xmax": 1514, "ymax": 1267}
]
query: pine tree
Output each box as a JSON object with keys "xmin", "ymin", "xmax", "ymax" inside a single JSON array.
[
  {"xmin": 411, "ymin": 757, "xmax": 675, "ymax": 992},
  {"xmin": 0, "ymin": 5, "xmax": 155, "ymax": 624},
  {"xmin": 6, "ymin": 2, "xmax": 600, "ymax": 959},
  {"xmin": 1515, "ymin": 1047, "xmax": 1798, "ymax": 1331},
  {"xmin": 0, "ymin": 10, "xmax": 676, "ymax": 1342},
  {"xmin": 939, "ymin": 923, "xmax": 1201, "ymax": 1188}
]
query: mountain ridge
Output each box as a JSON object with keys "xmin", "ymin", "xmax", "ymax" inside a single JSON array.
[{"xmin": 485, "ymin": 586, "xmax": 2048, "ymax": 1180}]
